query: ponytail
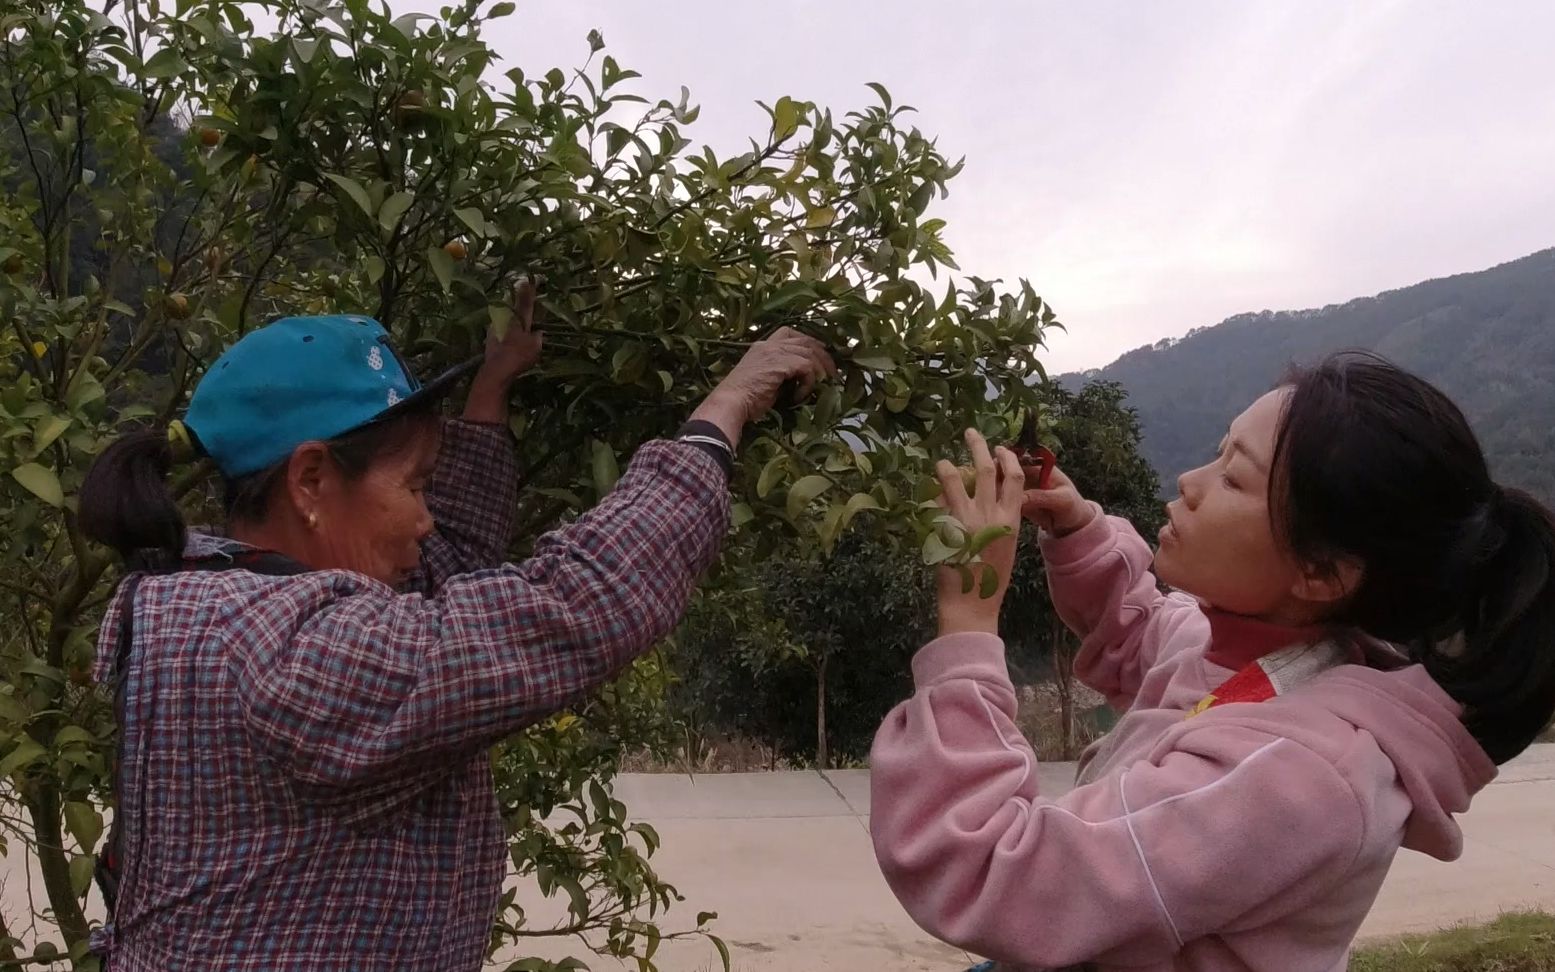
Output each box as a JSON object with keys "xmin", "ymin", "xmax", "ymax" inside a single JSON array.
[
  {"xmin": 1423, "ymin": 487, "xmax": 1555, "ymax": 765},
  {"xmin": 1274, "ymin": 353, "xmax": 1555, "ymax": 766},
  {"xmin": 79, "ymin": 428, "xmax": 188, "ymax": 570}
]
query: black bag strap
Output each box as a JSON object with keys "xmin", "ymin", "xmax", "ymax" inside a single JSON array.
[
  {"xmin": 94, "ymin": 548, "xmax": 308, "ymax": 921},
  {"xmin": 95, "ymin": 571, "xmax": 145, "ymax": 919}
]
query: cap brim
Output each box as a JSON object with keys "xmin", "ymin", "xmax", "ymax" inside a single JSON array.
[{"xmin": 374, "ymin": 354, "xmax": 484, "ymax": 424}]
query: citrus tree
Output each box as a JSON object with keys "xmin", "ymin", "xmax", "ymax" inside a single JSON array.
[
  {"xmin": 670, "ymin": 531, "xmax": 932, "ymax": 768},
  {"xmin": 1001, "ymin": 380, "xmax": 1164, "ymax": 757},
  {"xmin": 0, "ymin": 0, "xmax": 1056, "ymax": 966}
]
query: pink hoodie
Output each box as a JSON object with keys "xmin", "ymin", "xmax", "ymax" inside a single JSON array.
[{"xmin": 870, "ymin": 509, "xmax": 1497, "ymax": 972}]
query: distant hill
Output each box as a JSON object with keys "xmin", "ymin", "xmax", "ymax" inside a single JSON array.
[{"xmin": 1066, "ymin": 248, "xmax": 1555, "ymax": 506}]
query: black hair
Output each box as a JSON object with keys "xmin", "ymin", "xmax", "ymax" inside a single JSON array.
[
  {"xmin": 1271, "ymin": 351, "xmax": 1555, "ymax": 764},
  {"xmin": 80, "ymin": 405, "xmax": 439, "ymax": 571}
]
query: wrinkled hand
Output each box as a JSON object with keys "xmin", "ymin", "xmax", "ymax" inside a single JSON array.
[
  {"xmin": 1019, "ymin": 463, "xmax": 1096, "ymax": 537},
  {"xmin": 464, "ymin": 279, "xmax": 542, "ymax": 424},
  {"xmin": 691, "ymin": 327, "xmax": 835, "ymax": 448},
  {"xmin": 934, "ymin": 429, "xmax": 1027, "ymax": 637},
  {"xmin": 481, "ymin": 278, "xmax": 543, "ymax": 384}
]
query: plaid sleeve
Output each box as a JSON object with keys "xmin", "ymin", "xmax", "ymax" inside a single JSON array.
[
  {"xmin": 233, "ymin": 440, "xmax": 729, "ymax": 793},
  {"xmin": 405, "ymin": 419, "xmax": 519, "ymax": 594}
]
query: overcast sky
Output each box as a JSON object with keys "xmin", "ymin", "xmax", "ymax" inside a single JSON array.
[{"xmin": 473, "ymin": 1, "xmax": 1555, "ymax": 373}]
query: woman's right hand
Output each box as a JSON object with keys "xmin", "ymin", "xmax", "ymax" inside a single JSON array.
[
  {"xmin": 690, "ymin": 327, "xmax": 835, "ymax": 448},
  {"xmin": 1020, "ymin": 464, "xmax": 1097, "ymax": 537}
]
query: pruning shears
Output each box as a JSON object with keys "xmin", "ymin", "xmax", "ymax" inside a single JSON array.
[{"xmin": 1015, "ymin": 412, "xmax": 1057, "ymax": 489}]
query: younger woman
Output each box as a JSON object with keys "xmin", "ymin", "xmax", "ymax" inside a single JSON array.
[{"xmin": 871, "ymin": 353, "xmax": 1555, "ymax": 972}]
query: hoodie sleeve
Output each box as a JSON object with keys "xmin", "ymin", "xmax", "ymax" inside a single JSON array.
[
  {"xmin": 869, "ymin": 633, "xmax": 1366, "ymax": 970},
  {"xmin": 1040, "ymin": 505, "xmax": 1202, "ymax": 709}
]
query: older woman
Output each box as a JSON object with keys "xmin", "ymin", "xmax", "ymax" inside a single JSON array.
[{"xmin": 78, "ymin": 284, "xmax": 832, "ymax": 971}]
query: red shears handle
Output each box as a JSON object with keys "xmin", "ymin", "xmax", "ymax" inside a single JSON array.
[{"xmin": 1016, "ymin": 444, "xmax": 1057, "ymax": 490}]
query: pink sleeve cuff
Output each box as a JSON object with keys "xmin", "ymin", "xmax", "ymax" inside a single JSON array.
[
  {"xmin": 1037, "ymin": 501, "xmax": 1111, "ymax": 566},
  {"xmin": 911, "ymin": 632, "xmax": 1011, "ymax": 688}
]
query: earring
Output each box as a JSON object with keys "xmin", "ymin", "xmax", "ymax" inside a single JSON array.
[{"xmin": 307, "ymin": 512, "xmax": 318, "ymax": 529}]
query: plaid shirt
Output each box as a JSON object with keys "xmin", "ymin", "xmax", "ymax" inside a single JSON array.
[{"xmin": 92, "ymin": 421, "xmax": 730, "ymax": 970}]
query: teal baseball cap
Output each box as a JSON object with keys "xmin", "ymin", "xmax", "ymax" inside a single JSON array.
[{"xmin": 182, "ymin": 314, "xmax": 476, "ymax": 479}]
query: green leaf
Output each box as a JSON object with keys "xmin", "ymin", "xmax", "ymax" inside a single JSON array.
[
  {"xmin": 629, "ymin": 821, "xmax": 660, "ymax": 854},
  {"xmin": 556, "ymin": 875, "xmax": 589, "ymax": 920},
  {"xmin": 804, "ymin": 206, "xmax": 836, "ymax": 230},
  {"xmin": 427, "ymin": 245, "xmax": 455, "ymax": 294},
  {"xmin": 610, "ymin": 344, "xmax": 648, "ymax": 384},
  {"xmin": 756, "ymin": 455, "xmax": 787, "ymax": 499},
  {"xmin": 489, "ymin": 1, "xmax": 515, "ymax": 16},
  {"xmin": 827, "ymin": 491, "xmax": 889, "ymax": 547},
  {"xmin": 0, "ymin": 737, "xmax": 46, "ymax": 778},
  {"xmin": 591, "ymin": 440, "xmax": 620, "ymax": 496},
  {"xmin": 534, "ymin": 487, "xmax": 582, "ymax": 507},
  {"xmin": 64, "ymin": 801, "xmax": 103, "ymax": 852},
  {"xmin": 69, "ymin": 854, "xmax": 95, "ymax": 898},
  {"xmin": 65, "ymin": 375, "xmax": 105, "ymax": 411},
  {"xmin": 711, "ymin": 934, "xmax": 732, "ymax": 972},
  {"xmin": 33, "ymin": 414, "xmax": 71, "ymax": 453},
  {"xmin": 378, "ymin": 191, "xmax": 414, "ymax": 232},
  {"xmin": 818, "ymin": 501, "xmax": 847, "ymax": 552},
  {"xmin": 391, "ymin": 12, "xmax": 434, "ymax": 34},
  {"xmin": 785, "ymin": 474, "xmax": 830, "ymax": 520},
  {"xmin": 323, "ymin": 173, "xmax": 375, "ymax": 217},
  {"xmin": 840, "ymin": 491, "xmax": 882, "ymax": 529},
  {"xmin": 696, "ymin": 911, "xmax": 718, "ymax": 926},
  {"xmin": 866, "ymin": 81, "xmax": 893, "ymax": 111},
  {"xmin": 979, "ymin": 563, "xmax": 1001, "ymax": 599},
  {"xmin": 143, "ymin": 47, "xmax": 187, "ymax": 79},
  {"xmin": 921, "ymin": 532, "xmax": 958, "ymax": 566},
  {"xmin": 849, "ymin": 351, "xmax": 896, "ymax": 372},
  {"xmin": 488, "ymin": 304, "xmax": 514, "ymax": 340},
  {"xmin": 52, "ymin": 725, "xmax": 92, "ymax": 747},
  {"xmin": 587, "ymin": 28, "xmax": 605, "ymax": 52},
  {"xmin": 364, "ymin": 255, "xmax": 386, "ymax": 284},
  {"xmin": 964, "ymin": 524, "xmax": 1013, "ymax": 558},
  {"xmin": 11, "ymin": 463, "xmax": 63, "ymax": 506},
  {"xmin": 772, "ymin": 96, "xmax": 800, "ymax": 140},
  {"xmin": 453, "ymin": 207, "xmax": 489, "ymax": 237},
  {"xmin": 756, "ymin": 280, "xmax": 816, "ymax": 315},
  {"xmin": 0, "ymin": 693, "xmax": 29, "ymax": 727}
]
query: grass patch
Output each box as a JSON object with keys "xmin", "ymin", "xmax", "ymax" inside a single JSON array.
[{"xmin": 1351, "ymin": 911, "xmax": 1555, "ymax": 971}]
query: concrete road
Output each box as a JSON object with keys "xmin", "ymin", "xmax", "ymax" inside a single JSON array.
[
  {"xmin": 4, "ymin": 749, "xmax": 1548, "ymax": 969},
  {"xmin": 502, "ymin": 745, "xmax": 1555, "ymax": 971}
]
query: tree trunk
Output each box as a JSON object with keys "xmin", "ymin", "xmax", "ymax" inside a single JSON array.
[
  {"xmin": 815, "ymin": 652, "xmax": 829, "ymax": 770},
  {"xmin": 28, "ymin": 788, "xmax": 89, "ymax": 950},
  {"xmin": 0, "ymin": 912, "xmax": 20, "ymax": 965},
  {"xmin": 1052, "ymin": 618, "xmax": 1076, "ymax": 760}
]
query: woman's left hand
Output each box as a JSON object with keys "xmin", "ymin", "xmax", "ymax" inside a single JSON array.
[
  {"xmin": 934, "ymin": 428, "xmax": 1027, "ymax": 637},
  {"xmin": 464, "ymin": 278, "xmax": 543, "ymax": 424}
]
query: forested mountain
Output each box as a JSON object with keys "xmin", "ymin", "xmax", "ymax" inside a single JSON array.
[{"xmin": 1068, "ymin": 248, "xmax": 1555, "ymax": 504}]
